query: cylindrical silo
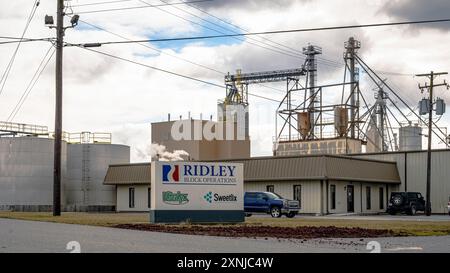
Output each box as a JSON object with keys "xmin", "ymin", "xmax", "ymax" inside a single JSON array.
[
  {"xmin": 334, "ymin": 107, "xmax": 348, "ymax": 137},
  {"xmin": 399, "ymin": 124, "xmax": 422, "ymax": 151},
  {"xmin": 66, "ymin": 143, "xmax": 130, "ymax": 211},
  {"xmin": 0, "ymin": 137, "xmax": 67, "ymax": 211},
  {"xmin": 297, "ymin": 112, "xmax": 311, "ymax": 139}
]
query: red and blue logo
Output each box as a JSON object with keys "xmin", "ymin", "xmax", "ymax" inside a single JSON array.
[{"xmin": 162, "ymin": 164, "xmax": 180, "ymax": 182}]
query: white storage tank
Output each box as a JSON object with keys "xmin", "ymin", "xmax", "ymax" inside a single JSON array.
[
  {"xmin": 399, "ymin": 124, "xmax": 422, "ymax": 151},
  {"xmin": 65, "ymin": 143, "xmax": 130, "ymax": 211},
  {"xmin": 0, "ymin": 137, "xmax": 67, "ymax": 211}
]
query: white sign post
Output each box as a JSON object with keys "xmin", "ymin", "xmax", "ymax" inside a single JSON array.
[{"xmin": 150, "ymin": 161, "xmax": 244, "ymax": 223}]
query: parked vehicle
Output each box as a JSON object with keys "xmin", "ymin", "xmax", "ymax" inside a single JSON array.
[
  {"xmin": 244, "ymin": 191, "xmax": 300, "ymax": 218},
  {"xmin": 447, "ymin": 197, "xmax": 450, "ymax": 216},
  {"xmin": 387, "ymin": 192, "xmax": 426, "ymax": 216}
]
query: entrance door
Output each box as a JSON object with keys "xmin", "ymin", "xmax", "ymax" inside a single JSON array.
[{"xmin": 347, "ymin": 185, "xmax": 354, "ymax": 213}]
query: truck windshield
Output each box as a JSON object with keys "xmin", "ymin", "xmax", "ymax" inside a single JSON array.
[{"xmin": 265, "ymin": 192, "xmax": 283, "ymax": 199}]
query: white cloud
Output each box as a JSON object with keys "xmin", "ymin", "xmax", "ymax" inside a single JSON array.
[{"xmin": 1, "ymin": 0, "xmax": 449, "ymax": 162}]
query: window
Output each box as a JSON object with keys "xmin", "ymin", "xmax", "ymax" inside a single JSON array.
[
  {"xmin": 366, "ymin": 187, "xmax": 371, "ymax": 210},
  {"xmin": 379, "ymin": 187, "xmax": 384, "ymax": 210},
  {"xmin": 330, "ymin": 185, "xmax": 336, "ymax": 210},
  {"xmin": 265, "ymin": 192, "xmax": 282, "ymax": 199},
  {"xmin": 148, "ymin": 188, "xmax": 151, "ymax": 209},
  {"xmin": 266, "ymin": 185, "xmax": 274, "ymax": 193},
  {"xmin": 129, "ymin": 188, "xmax": 135, "ymax": 208},
  {"xmin": 293, "ymin": 185, "xmax": 302, "ymax": 209},
  {"xmin": 246, "ymin": 192, "xmax": 257, "ymax": 199}
]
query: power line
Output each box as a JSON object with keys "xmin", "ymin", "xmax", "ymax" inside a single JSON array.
[
  {"xmin": 71, "ymin": 18, "xmax": 450, "ymax": 47},
  {"xmin": 74, "ymin": 45, "xmax": 284, "ymax": 103},
  {"xmin": 74, "ymin": 17, "xmax": 288, "ymax": 95},
  {"xmin": 150, "ymin": 0, "xmax": 308, "ymax": 60},
  {"xmin": 0, "ymin": 38, "xmax": 53, "ymax": 45},
  {"xmin": 76, "ymin": 18, "xmax": 223, "ymax": 74},
  {"xmin": 71, "ymin": 0, "xmax": 133, "ymax": 7},
  {"xmin": 179, "ymin": 0, "xmax": 345, "ymax": 68},
  {"xmin": 136, "ymin": 0, "xmax": 304, "ymax": 60},
  {"xmin": 75, "ymin": 0, "xmax": 213, "ymax": 14},
  {"xmin": 6, "ymin": 46, "xmax": 56, "ymax": 122},
  {"xmin": 78, "ymin": 46, "xmax": 225, "ymax": 88},
  {"xmin": 0, "ymin": 0, "xmax": 40, "ymax": 97}
]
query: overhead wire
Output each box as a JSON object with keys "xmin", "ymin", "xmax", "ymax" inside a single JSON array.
[
  {"xmin": 75, "ymin": 0, "xmax": 213, "ymax": 14},
  {"xmin": 135, "ymin": 0, "xmax": 306, "ymax": 60},
  {"xmin": 154, "ymin": 0, "xmax": 308, "ymax": 59},
  {"xmin": 73, "ymin": 45, "xmax": 285, "ymax": 103},
  {"xmin": 0, "ymin": 0, "xmax": 40, "ymax": 97},
  {"xmin": 69, "ymin": 18, "xmax": 450, "ymax": 46},
  {"xmin": 71, "ymin": 0, "xmax": 134, "ymax": 8},
  {"xmin": 72, "ymin": 17, "xmax": 289, "ymax": 95},
  {"xmin": 6, "ymin": 46, "xmax": 56, "ymax": 122}
]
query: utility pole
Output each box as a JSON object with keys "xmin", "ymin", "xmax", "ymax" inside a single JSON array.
[
  {"xmin": 53, "ymin": 0, "xmax": 64, "ymax": 217},
  {"xmin": 416, "ymin": 71, "xmax": 449, "ymax": 216},
  {"xmin": 45, "ymin": 0, "xmax": 79, "ymax": 216}
]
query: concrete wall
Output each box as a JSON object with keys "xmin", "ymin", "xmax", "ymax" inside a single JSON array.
[
  {"xmin": 116, "ymin": 185, "xmax": 150, "ymax": 212},
  {"xmin": 352, "ymin": 150, "xmax": 450, "ymax": 213}
]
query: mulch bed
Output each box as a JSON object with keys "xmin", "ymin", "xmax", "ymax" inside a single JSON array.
[{"xmin": 114, "ymin": 224, "xmax": 398, "ymax": 239}]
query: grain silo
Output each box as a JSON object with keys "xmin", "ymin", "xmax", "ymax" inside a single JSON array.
[
  {"xmin": 65, "ymin": 133, "xmax": 130, "ymax": 211},
  {"xmin": 0, "ymin": 136, "xmax": 67, "ymax": 211},
  {"xmin": 399, "ymin": 123, "xmax": 423, "ymax": 151}
]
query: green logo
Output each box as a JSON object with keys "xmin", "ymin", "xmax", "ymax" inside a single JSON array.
[
  {"xmin": 203, "ymin": 192, "xmax": 213, "ymax": 203},
  {"xmin": 162, "ymin": 191, "xmax": 189, "ymax": 205}
]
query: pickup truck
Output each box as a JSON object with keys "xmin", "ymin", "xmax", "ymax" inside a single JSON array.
[
  {"xmin": 448, "ymin": 197, "xmax": 450, "ymax": 216},
  {"xmin": 244, "ymin": 191, "xmax": 300, "ymax": 218}
]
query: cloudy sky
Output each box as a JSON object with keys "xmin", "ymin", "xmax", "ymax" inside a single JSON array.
[{"xmin": 1, "ymin": 0, "xmax": 450, "ymax": 162}]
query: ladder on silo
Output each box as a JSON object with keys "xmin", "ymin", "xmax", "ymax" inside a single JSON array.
[{"xmin": 82, "ymin": 144, "xmax": 91, "ymax": 206}]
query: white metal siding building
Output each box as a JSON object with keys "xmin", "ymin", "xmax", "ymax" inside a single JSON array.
[
  {"xmin": 104, "ymin": 155, "xmax": 401, "ymax": 214},
  {"xmin": 351, "ymin": 150, "xmax": 450, "ymax": 213}
]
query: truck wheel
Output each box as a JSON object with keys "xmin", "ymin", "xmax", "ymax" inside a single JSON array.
[
  {"xmin": 408, "ymin": 205, "xmax": 416, "ymax": 216},
  {"xmin": 270, "ymin": 207, "xmax": 281, "ymax": 218},
  {"xmin": 245, "ymin": 213, "xmax": 252, "ymax": 217},
  {"xmin": 286, "ymin": 212, "xmax": 296, "ymax": 218}
]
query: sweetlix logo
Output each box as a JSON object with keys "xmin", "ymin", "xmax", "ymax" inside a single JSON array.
[{"xmin": 203, "ymin": 192, "xmax": 237, "ymax": 203}]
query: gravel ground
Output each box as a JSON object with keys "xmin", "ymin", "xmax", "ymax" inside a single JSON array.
[{"xmin": 1, "ymin": 218, "xmax": 449, "ymax": 253}]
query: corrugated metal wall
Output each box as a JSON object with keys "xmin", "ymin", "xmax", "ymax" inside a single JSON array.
[
  {"xmin": 353, "ymin": 150, "xmax": 450, "ymax": 213},
  {"xmin": 244, "ymin": 181, "xmax": 322, "ymax": 214}
]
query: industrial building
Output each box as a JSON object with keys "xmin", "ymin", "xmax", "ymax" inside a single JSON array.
[
  {"xmin": 2, "ymin": 37, "xmax": 450, "ymax": 216},
  {"xmin": 152, "ymin": 118, "xmax": 250, "ymax": 161},
  {"xmin": 104, "ymin": 155, "xmax": 401, "ymax": 214},
  {"xmin": 104, "ymin": 149, "xmax": 450, "ymax": 214},
  {"xmin": 103, "ymin": 37, "xmax": 450, "ymax": 215},
  {"xmin": 0, "ymin": 121, "xmax": 130, "ymax": 211}
]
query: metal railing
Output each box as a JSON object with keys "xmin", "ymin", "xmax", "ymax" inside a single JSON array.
[
  {"xmin": 0, "ymin": 121, "xmax": 48, "ymax": 135},
  {"xmin": 50, "ymin": 132, "xmax": 112, "ymax": 144}
]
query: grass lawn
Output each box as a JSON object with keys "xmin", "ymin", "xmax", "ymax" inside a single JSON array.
[{"xmin": 1, "ymin": 211, "xmax": 450, "ymax": 236}]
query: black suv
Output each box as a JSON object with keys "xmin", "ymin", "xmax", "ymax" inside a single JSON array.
[{"xmin": 387, "ymin": 192, "xmax": 426, "ymax": 216}]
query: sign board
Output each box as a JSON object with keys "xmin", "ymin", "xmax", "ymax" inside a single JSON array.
[{"xmin": 150, "ymin": 161, "xmax": 244, "ymax": 223}]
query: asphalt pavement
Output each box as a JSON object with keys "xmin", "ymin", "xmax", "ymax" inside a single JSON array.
[{"xmin": 0, "ymin": 218, "xmax": 449, "ymax": 253}]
